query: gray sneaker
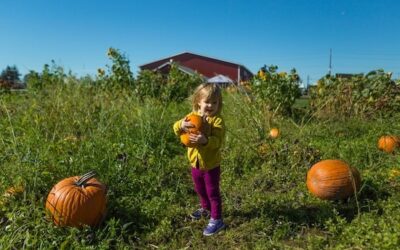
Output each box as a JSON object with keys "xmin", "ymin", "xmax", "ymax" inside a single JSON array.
[
  {"xmin": 203, "ymin": 218, "xmax": 226, "ymax": 236},
  {"xmin": 190, "ymin": 208, "xmax": 210, "ymax": 220}
]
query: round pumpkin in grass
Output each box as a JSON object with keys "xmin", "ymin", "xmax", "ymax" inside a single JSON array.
[
  {"xmin": 306, "ymin": 160, "xmax": 361, "ymax": 200},
  {"xmin": 180, "ymin": 114, "xmax": 203, "ymax": 147},
  {"xmin": 45, "ymin": 171, "xmax": 107, "ymax": 227},
  {"xmin": 269, "ymin": 128, "xmax": 280, "ymax": 139},
  {"xmin": 377, "ymin": 135, "xmax": 399, "ymax": 153}
]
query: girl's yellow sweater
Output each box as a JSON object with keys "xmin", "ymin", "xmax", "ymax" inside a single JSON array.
[{"xmin": 173, "ymin": 111, "xmax": 225, "ymax": 170}]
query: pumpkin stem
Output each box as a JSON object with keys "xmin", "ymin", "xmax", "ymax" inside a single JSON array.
[{"xmin": 75, "ymin": 170, "xmax": 97, "ymax": 186}]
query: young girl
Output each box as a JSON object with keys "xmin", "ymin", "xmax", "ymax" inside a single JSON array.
[{"xmin": 173, "ymin": 82, "xmax": 226, "ymax": 236}]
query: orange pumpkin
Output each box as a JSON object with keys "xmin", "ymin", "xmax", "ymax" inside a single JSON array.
[
  {"xmin": 377, "ymin": 135, "xmax": 399, "ymax": 153},
  {"xmin": 306, "ymin": 160, "xmax": 361, "ymax": 200},
  {"xmin": 45, "ymin": 171, "xmax": 107, "ymax": 227},
  {"xmin": 180, "ymin": 114, "xmax": 203, "ymax": 147},
  {"xmin": 269, "ymin": 128, "xmax": 280, "ymax": 139}
]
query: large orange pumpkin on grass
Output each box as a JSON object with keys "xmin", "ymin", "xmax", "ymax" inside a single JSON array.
[
  {"xmin": 377, "ymin": 135, "xmax": 399, "ymax": 153},
  {"xmin": 180, "ymin": 114, "xmax": 203, "ymax": 147},
  {"xmin": 45, "ymin": 171, "xmax": 107, "ymax": 227},
  {"xmin": 306, "ymin": 160, "xmax": 361, "ymax": 200}
]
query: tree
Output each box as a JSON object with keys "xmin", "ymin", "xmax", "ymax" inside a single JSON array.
[
  {"xmin": 0, "ymin": 65, "xmax": 20, "ymax": 83},
  {"xmin": 24, "ymin": 70, "xmax": 42, "ymax": 89}
]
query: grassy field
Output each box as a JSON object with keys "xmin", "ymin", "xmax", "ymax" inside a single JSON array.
[{"xmin": 1, "ymin": 85, "xmax": 400, "ymax": 249}]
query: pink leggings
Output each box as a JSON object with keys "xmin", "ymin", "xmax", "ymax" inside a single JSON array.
[{"xmin": 191, "ymin": 166, "xmax": 222, "ymax": 219}]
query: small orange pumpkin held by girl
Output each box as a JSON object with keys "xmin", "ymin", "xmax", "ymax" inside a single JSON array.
[
  {"xmin": 269, "ymin": 128, "xmax": 280, "ymax": 139},
  {"xmin": 180, "ymin": 114, "xmax": 203, "ymax": 147},
  {"xmin": 45, "ymin": 171, "xmax": 107, "ymax": 227},
  {"xmin": 306, "ymin": 159, "xmax": 361, "ymax": 200},
  {"xmin": 377, "ymin": 135, "xmax": 400, "ymax": 153}
]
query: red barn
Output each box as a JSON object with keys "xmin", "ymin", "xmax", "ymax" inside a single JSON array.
[{"xmin": 139, "ymin": 52, "xmax": 253, "ymax": 84}]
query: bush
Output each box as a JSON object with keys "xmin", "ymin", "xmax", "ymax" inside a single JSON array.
[
  {"xmin": 96, "ymin": 49, "xmax": 202, "ymax": 102},
  {"xmin": 250, "ymin": 65, "xmax": 301, "ymax": 115},
  {"xmin": 25, "ymin": 61, "xmax": 66, "ymax": 90},
  {"xmin": 96, "ymin": 48, "xmax": 135, "ymax": 89},
  {"xmin": 135, "ymin": 69, "xmax": 164, "ymax": 99},
  {"xmin": 310, "ymin": 70, "xmax": 400, "ymax": 119},
  {"xmin": 161, "ymin": 63, "xmax": 203, "ymax": 103},
  {"xmin": 134, "ymin": 62, "xmax": 203, "ymax": 103}
]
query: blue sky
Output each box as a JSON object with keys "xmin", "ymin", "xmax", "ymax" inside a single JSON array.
[{"xmin": 1, "ymin": 0, "xmax": 399, "ymax": 85}]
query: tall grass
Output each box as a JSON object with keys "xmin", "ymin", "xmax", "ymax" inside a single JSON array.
[{"xmin": 0, "ymin": 85, "xmax": 399, "ymax": 249}]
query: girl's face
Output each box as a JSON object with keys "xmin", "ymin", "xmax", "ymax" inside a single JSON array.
[{"xmin": 198, "ymin": 96, "xmax": 219, "ymax": 117}]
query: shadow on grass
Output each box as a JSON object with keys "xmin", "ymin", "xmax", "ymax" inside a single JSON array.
[
  {"xmin": 358, "ymin": 179, "xmax": 391, "ymax": 202},
  {"xmin": 230, "ymin": 202, "xmax": 335, "ymax": 228},
  {"xmin": 230, "ymin": 179, "xmax": 391, "ymax": 228}
]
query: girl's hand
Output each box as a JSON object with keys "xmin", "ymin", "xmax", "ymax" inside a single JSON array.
[
  {"xmin": 200, "ymin": 115, "xmax": 211, "ymax": 136},
  {"xmin": 180, "ymin": 119, "xmax": 194, "ymax": 133},
  {"xmin": 189, "ymin": 133, "xmax": 208, "ymax": 146}
]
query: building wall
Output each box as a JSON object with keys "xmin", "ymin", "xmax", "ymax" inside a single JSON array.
[
  {"xmin": 182, "ymin": 57, "xmax": 238, "ymax": 80},
  {"xmin": 140, "ymin": 53, "xmax": 253, "ymax": 82}
]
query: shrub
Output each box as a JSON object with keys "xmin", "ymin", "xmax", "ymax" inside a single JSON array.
[
  {"xmin": 135, "ymin": 69, "xmax": 164, "ymax": 100},
  {"xmin": 97, "ymin": 48, "xmax": 135, "ymax": 89},
  {"xmin": 161, "ymin": 63, "xmax": 203, "ymax": 103},
  {"xmin": 310, "ymin": 70, "xmax": 400, "ymax": 119},
  {"xmin": 134, "ymin": 62, "xmax": 203, "ymax": 103},
  {"xmin": 25, "ymin": 61, "xmax": 66, "ymax": 89},
  {"xmin": 250, "ymin": 65, "xmax": 301, "ymax": 115}
]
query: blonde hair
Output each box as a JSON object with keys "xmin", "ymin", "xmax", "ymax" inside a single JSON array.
[{"xmin": 191, "ymin": 82, "xmax": 223, "ymax": 114}]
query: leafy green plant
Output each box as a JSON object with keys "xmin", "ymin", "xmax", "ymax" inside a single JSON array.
[
  {"xmin": 134, "ymin": 69, "xmax": 164, "ymax": 100},
  {"xmin": 250, "ymin": 65, "xmax": 301, "ymax": 115},
  {"xmin": 134, "ymin": 62, "xmax": 203, "ymax": 103},
  {"xmin": 310, "ymin": 70, "xmax": 400, "ymax": 119},
  {"xmin": 161, "ymin": 62, "xmax": 203, "ymax": 103},
  {"xmin": 96, "ymin": 47, "xmax": 135, "ymax": 89},
  {"xmin": 24, "ymin": 61, "xmax": 66, "ymax": 90}
]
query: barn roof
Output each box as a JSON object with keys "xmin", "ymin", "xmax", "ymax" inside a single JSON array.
[
  {"xmin": 156, "ymin": 61, "xmax": 196, "ymax": 75},
  {"xmin": 139, "ymin": 52, "xmax": 253, "ymax": 74},
  {"xmin": 155, "ymin": 61, "xmax": 208, "ymax": 80}
]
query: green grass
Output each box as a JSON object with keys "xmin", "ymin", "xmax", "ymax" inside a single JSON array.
[
  {"xmin": 1, "ymin": 86, "xmax": 400, "ymax": 249},
  {"xmin": 293, "ymin": 96, "xmax": 310, "ymax": 109}
]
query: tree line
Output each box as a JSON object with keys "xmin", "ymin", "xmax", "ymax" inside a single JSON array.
[{"xmin": 0, "ymin": 65, "xmax": 25, "ymax": 89}]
